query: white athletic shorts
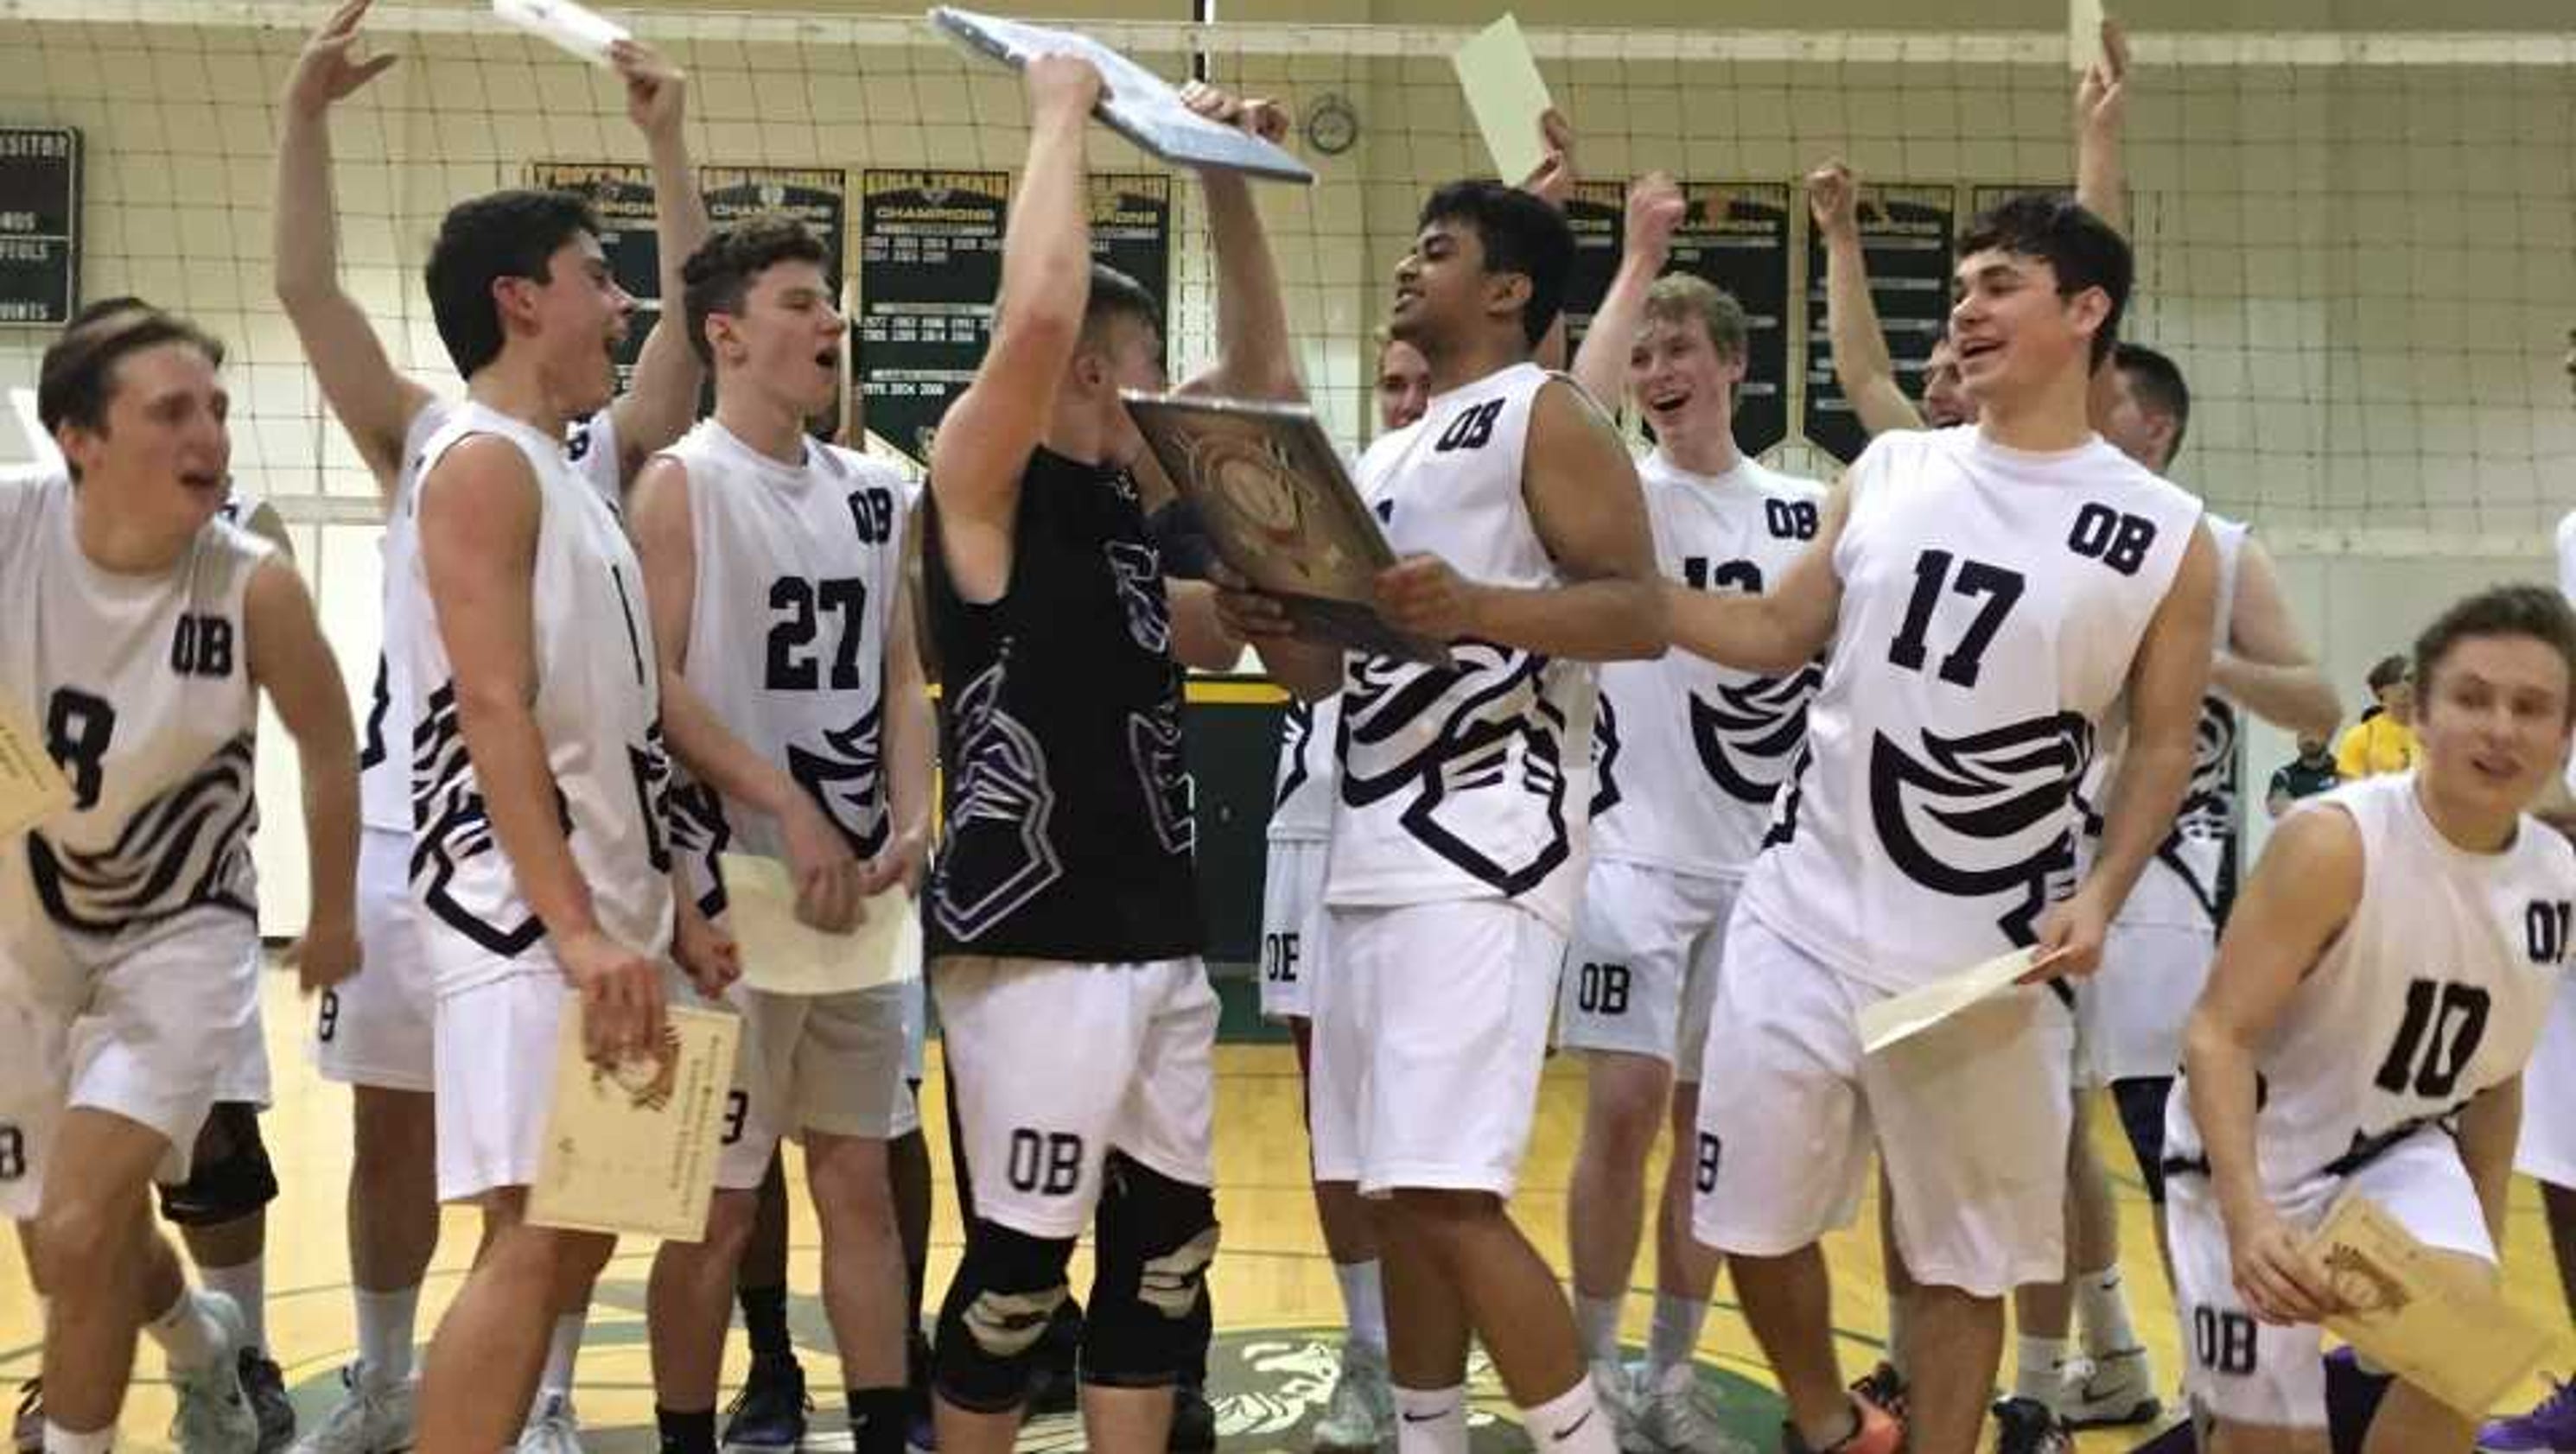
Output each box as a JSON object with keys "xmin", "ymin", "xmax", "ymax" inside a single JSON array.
[
  {"xmin": 1258, "ymin": 839, "xmax": 1327, "ymax": 1022},
  {"xmin": 0, "ymin": 908, "xmax": 259, "ymax": 1219},
  {"xmin": 712, "ymin": 981, "xmax": 919, "ymax": 1192},
  {"xmin": 1309, "ymin": 900, "xmax": 1563, "ymax": 1199},
  {"xmin": 432, "ymin": 968, "xmax": 571, "ymax": 1203},
  {"xmin": 315, "ymin": 828, "xmax": 435, "ymax": 1093},
  {"xmin": 1556, "ymin": 861, "xmax": 1737, "ymax": 1080},
  {"xmin": 2081, "ymin": 917, "xmax": 2216, "ymax": 1088},
  {"xmin": 2166, "ymin": 1127, "xmax": 2492, "ymax": 1431},
  {"xmin": 2518, "ymin": 977, "xmax": 2576, "ymax": 1190},
  {"xmin": 933, "ymin": 955, "xmax": 1217, "ymax": 1239},
  {"xmin": 1691, "ymin": 913, "xmax": 2076, "ymax": 1297},
  {"xmin": 212, "ymin": 942, "xmax": 271, "ymax": 1108}
]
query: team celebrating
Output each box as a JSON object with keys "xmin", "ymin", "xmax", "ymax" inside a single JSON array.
[{"xmin": 7, "ymin": 5, "xmax": 2576, "ymax": 1454}]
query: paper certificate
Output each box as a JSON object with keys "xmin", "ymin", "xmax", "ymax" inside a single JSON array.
[
  {"xmin": 718, "ymin": 852, "xmax": 921, "ymax": 997},
  {"xmin": 2306, "ymin": 1194, "xmax": 2551, "ymax": 1417},
  {"xmin": 1452, "ymin": 16, "xmax": 1553, "ymax": 184},
  {"xmin": 1857, "ymin": 946, "xmax": 2066, "ymax": 1054},
  {"xmin": 0, "ymin": 695, "xmax": 72, "ymax": 839},
  {"xmin": 930, "ymin": 8, "xmax": 1313, "ymax": 185},
  {"xmin": 528, "ymin": 1002, "xmax": 741, "ymax": 1241},
  {"xmin": 1124, "ymin": 391, "xmax": 1447, "ymax": 667},
  {"xmin": 493, "ymin": 0, "xmax": 630, "ymax": 67}
]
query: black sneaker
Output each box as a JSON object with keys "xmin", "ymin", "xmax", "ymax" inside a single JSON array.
[
  {"xmin": 241, "ymin": 1350, "xmax": 296, "ymax": 1454},
  {"xmin": 906, "ymin": 1330, "xmax": 937, "ymax": 1451},
  {"xmin": 1848, "ymin": 1362, "xmax": 1908, "ymax": 1426},
  {"xmin": 723, "ymin": 1354, "xmax": 812, "ymax": 1452},
  {"xmin": 1988, "ymin": 1397, "xmax": 2071, "ymax": 1454},
  {"xmin": 1166, "ymin": 1382, "xmax": 1215, "ymax": 1454}
]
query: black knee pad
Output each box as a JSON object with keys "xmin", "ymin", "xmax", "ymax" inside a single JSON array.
[
  {"xmin": 933, "ymin": 1217, "xmax": 1076, "ymax": 1412},
  {"xmin": 1081, "ymin": 1153, "xmax": 1218, "ymax": 1389},
  {"xmin": 158, "ymin": 1102, "xmax": 278, "ymax": 1228},
  {"xmin": 2109, "ymin": 1076, "xmax": 2174, "ymax": 1205}
]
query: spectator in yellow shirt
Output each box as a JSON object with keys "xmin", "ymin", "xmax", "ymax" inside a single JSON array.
[{"xmin": 2334, "ymin": 653, "xmax": 2420, "ymax": 778}]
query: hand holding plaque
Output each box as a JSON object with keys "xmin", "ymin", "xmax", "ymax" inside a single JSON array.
[
  {"xmin": 2302, "ymin": 1194, "xmax": 2551, "ymax": 1418},
  {"xmin": 1125, "ymin": 392, "xmax": 1447, "ymax": 667},
  {"xmin": 529, "ymin": 1000, "xmax": 741, "ymax": 1240}
]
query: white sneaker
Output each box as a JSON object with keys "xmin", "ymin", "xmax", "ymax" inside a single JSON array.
[
  {"xmin": 1313, "ymin": 1341, "xmax": 1396, "ymax": 1451},
  {"xmin": 169, "ymin": 1292, "xmax": 260, "ymax": 1454},
  {"xmin": 1633, "ymin": 1362, "xmax": 1754, "ymax": 1454},
  {"xmin": 1589, "ymin": 1359, "xmax": 1644, "ymax": 1453},
  {"xmin": 2055, "ymin": 1347, "xmax": 2162, "ymax": 1430},
  {"xmin": 289, "ymin": 1364, "xmax": 417, "ymax": 1454},
  {"xmin": 517, "ymin": 1394, "xmax": 586, "ymax": 1454}
]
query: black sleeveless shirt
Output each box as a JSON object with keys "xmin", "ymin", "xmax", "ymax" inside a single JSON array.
[{"xmin": 921, "ymin": 446, "xmax": 1203, "ymax": 962}]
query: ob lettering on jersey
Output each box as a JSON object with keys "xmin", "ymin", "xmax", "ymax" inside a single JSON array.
[
  {"xmin": 848, "ymin": 486, "xmax": 896, "ymax": 543},
  {"xmin": 2065, "ymin": 503, "xmax": 2157, "ymax": 577},
  {"xmin": 1263, "ymin": 930, "xmax": 1301, "ymax": 985},
  {"xmin": 1008, "ymin": 1128, "xmax": 1084, "ymax": 1197},
  {"xmin": 1576, "ymin": 961, "xmax": 1630, "ymax": 1016},
  {"xmin": 170, "ymin": 613, "xmax": 237, "ymax": 678}
]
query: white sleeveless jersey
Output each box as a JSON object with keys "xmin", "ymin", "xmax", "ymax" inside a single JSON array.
[
  {"xmin": 2559, "ymin": 509, "xmax": 2576, "ymax": 798},
  {"xmin": 393, "ymin": 403, "xmax": 669, "ymax": 991},
  {"xmin": 359, "ymin": 404, "xmax": 620, "ymax": 833},
  {"xmin": 1738, "ymin": 426, "xmax": 2204, "ymax": 992},
  {"xmin": 1326, "ymin": 362, "xmax": 1600, "ymax": 934},
  {"xmin": 2166, "ymin": 775, "xmax": 2576, "ymax": 1191},
  {"xmin": 655, "ymin": 419, "xmax": 911, "ymax": 913},
  {"xmin": 1269, "ymin": 694, "xmax": 1340, "ymax": 844},
  {"xmin": 0, "ymin": 470, "xmax": 270, "ymax": 966},
  {"xmin": 1593, "ymin": 450, "xmax": 1829, "ymax": 879}
]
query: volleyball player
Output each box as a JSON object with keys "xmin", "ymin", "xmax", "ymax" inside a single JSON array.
[
  {"xmin": 2167, "ymin": 585, "xmax": 2576, "ymax": 1454},
  {"xmin": 269, "ymin": 6, "xmax": 709, "ymax": 1447},
  {"xmin": 2, "ymin": 304, "xmax": 360, "ymax": 1454}
]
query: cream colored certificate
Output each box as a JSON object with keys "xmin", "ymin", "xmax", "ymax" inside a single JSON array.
[
  {"xmin": 1857, "ymin": 947, "xmax": 2067, "ymax": 1055},
  {"xmin": 528, "ymin": 1002, "xmax": 741, "ymax": 1241},
  {"xmin": 0, "ymin": 695, "xmax": 73, "ymax": 839},
  {"xmin": 718, "ymin": 853, "xmax": 921, "ymax": 997},
  {"xmin": 2308, "ymin": 1193, "xmax": 2550, "ymax": 1417},
  {"xmin": 492, "ymin": 0, "xmax": 629, "ymax": 67},
  {"xmin": 1452, "ymin": 16, "xmax": 1553, "ymax": 186}
]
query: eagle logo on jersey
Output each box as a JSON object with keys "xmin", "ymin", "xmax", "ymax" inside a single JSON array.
[
  {"xmin": 1689, "ymin": 664, "xmax": 1823, "ymax": 804},
  {"xmin": 1339, "ymin": 644, "xmax": 1580, "ymax": 896},
  {"xmin": 1867, "ymin": 712, "xmax": 2093, "ymax": 949},
  {"xmin": 1275, "ymin": 700, "xmax": 1315, "ymax": 813},
  {"xmin": 665, "ymin": 780, "xmax": 734, "ymax": 919},
  {"xmin": 2155, "ymin": 696, "xmax": 2242, "ymax": 926},
  {"xmin": 1129, "ymin": 701, "xmax": 1196, "ymax": 857},
  {"xmin": 29, "ymin": 734, "xmax": 259, "ymax": 935},
  {"xmin": 929, "ymin": 660, "xmax": 1065, "ymax": 942},
  {"xmin": 787, "ymin": 704, "xmax": 890, "ymax": 860},
  {"xmin": 1105, "ymin": 540, "xmax": 1172, "ymax": 656},
  {"xmin": 410, "ymin": 682, "xmax": 549, "ymax": 956},
  {"xmin": 1587, "ymin": 692, "xmax": 1623, "ymax": 820}
]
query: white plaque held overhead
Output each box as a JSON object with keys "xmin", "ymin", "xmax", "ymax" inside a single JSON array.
[
  {"xmin": 928, "ymin": 7, "xmax": 1315, "ymax": 185},
  {"xmin": 493, "ymin": 0, "xmax": 631, "ymax": 67}
]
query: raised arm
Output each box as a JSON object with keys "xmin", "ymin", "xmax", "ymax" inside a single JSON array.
[
  {"xmin": 2183, "ymin": 803, "xmax": 2362, "ymax": 1325},
  {"xmin": 2048, "ymin": 522, "xmax": 2220, "ymax": 970},
  {"xmin": 1374, "ymin": 379, "xmax": 1663, "ymax": 662},
  {"xmin": 1520, "ymin": 109, "xmax": 1577, "ymax": 372},
  {"xmin": 272, "ymin": 0, "xmax": 434, "ymax": 495},
  {"xmin": 925, "ymin": 54, "xmax": 1104, "ymax": 605},
  {"xmin": 607, "ymin": 40, "xmax": 711, "ymax": 483},
  {"xmin": 1568, "ymin": 172, "xmax": 1683, "ymax": 412},
  {"xmin": 1807, "ymin": 162, "xmax": 1924, "ymax": 438},
  {"xmin": 1175, "ymin": 82, "xmax": 1303, "ymax": 403},
  {"xmin": 627, "ymin": 454, "xmax": 865, "ymax": 932},
  {"xmin": 2074, "ymin": 20, "xmax": 2130, "ymax": 236},
  {"xmin": 245, "ymin": 554, "xmax": 360, "ymax": 993},
  {"xmin": 417, "ymin": 436, "xmax": 665, "ymax": 1064},
  {"xmin": 1666, "ymin": 485, "xmax": 1848, "ymax": 673},
  {"xmin": 2210, "ymin": 536, "xmax": 2340, "ymax": 741}
]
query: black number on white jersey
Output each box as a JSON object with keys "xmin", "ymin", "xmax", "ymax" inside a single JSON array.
[
  {"xmin": 2371, "ymin": 978, "xmax": 2490, "ymax": 1101},
  {"xmin": 766, "ymin": 577, "xmax": 869, "ymax": 692},
  {"xmin": 1682, "ymin": 556, "xmax": 1764, "ymax": 594},
  {"xmin": 2528, "ymin": 901, "xmax": 2573, "ymax": 963},
  {"xmin": 45, "ymin": 688, "xmax": 116, "ymax": 810},
  {"xmin": 1887, "ymin": 550, "xmax": 2026, "ymax": 689}
]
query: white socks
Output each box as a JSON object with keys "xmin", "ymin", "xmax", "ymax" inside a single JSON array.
[
  {"xmin": 143, "ymin": 1287, "xmax": 225, "ymax": 1373},
  {"xmin": 199, "ymin": 1256, "xmax": 266, "ymax": 1355},
  {"xmin": 41, "ymin": 1422, "xmax": 114, "ymax": 1454},
  {"xmin": 1523, "ymin": 1376, "xmax": 1616, "ymax": 1454},
  {"xmin": 355, "ymin": 1284, "xmax": 422, "ymax": 1387},
  {"xmin": 1334, "ymin": 1259, "xmax": 1388, "ymax": 1355},
  {"xmin": 1646, "ymin": 1294, "xmax": 1708, "ymax": 1377},
  {"xmin": 2077, "ymin": 1263, "xmax": 2140, "ymax": 1355},
  {"xmin": 536, "ymin": 1311, "xmax": 587, "ymax": 1402},
  {"xmin": 1394, "ymin": 1384, "xmax": 1468, "ymax": 1454},
  {"xmin": 2013, "ymin": 1334, "xmax": 2072, "ymax": 1405}
]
